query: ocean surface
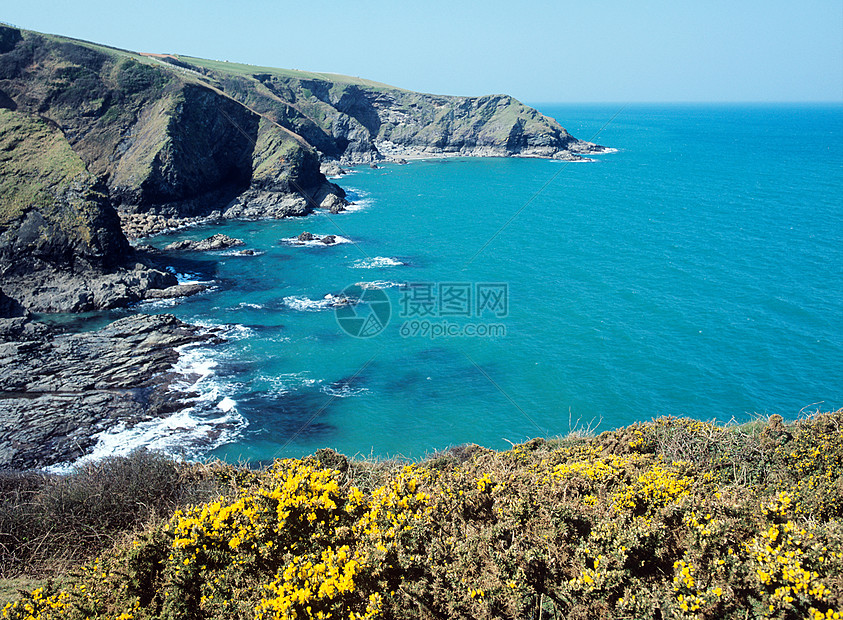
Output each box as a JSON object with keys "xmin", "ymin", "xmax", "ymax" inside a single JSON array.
[{"xmin": 54, "ymin": 104, "xmax": 843, "ymax": 467}]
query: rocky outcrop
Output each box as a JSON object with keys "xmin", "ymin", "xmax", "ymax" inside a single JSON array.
[
  {"xmin": 0, "ymin": 108, "xmax": 189, "ymax": 312},
  {"xmin": 0, "ymin": 25, "xmax": 346, "ymax": 230},
  {"xmin": 144, "ymin": 283, "xmax": 207, "ymax": 299},
  {"xmin": 0, "ymin": 314, "xmax": 217, "ymax": 469},
  {"xmin": 0, "ymin": 265, "xmax": 183, "ymax": 313},
  {"xmin": 221, "ymin": 73, "xmax": 609, "ymax": 164},
  {"xmin": 164, "ymin": 234, "xmax": 244, "ymax": 252},
  {"xmin": 286, "ymin": 232, "xmax": 341, "ymax": 246}
]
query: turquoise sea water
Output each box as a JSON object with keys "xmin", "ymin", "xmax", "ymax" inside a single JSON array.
[{"xmin": 70, "ymin": 104, "xmax": 843, "ymax": 465}]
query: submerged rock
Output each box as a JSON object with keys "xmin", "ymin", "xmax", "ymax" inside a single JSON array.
[{"xmin": 144, "ymin": 283, "xmax": 208, "ymax": 299}]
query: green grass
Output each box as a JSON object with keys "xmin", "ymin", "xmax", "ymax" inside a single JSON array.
[
  {"xmin": 175, "ymin": 55, "xmax": 399, "ymax": 90},
  {"xmin": 25, "ymin": 27, "xmax": 403, "ymax": 94},
  {"xmin": 0, "ymin": 578, "xmax": 43, "ymax": 609},
  {"xmin": 0, "ymin": 109, "xmax": 87, "ymax": 228}
]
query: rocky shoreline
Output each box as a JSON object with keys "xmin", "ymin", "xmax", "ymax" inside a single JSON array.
[
  {"xmin": 0, "ymin": 24, "xmax": 615, "ymax": 472},
  {"xmin": 0, "ymin": 314, "xmax": 219, "ymax": 470}
]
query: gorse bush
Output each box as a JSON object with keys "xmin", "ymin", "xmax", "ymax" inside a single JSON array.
[{"xmin": 2, "ymin": 411, "xmax": 842, "ymax": 619}]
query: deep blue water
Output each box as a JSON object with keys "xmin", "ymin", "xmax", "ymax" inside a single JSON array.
[{"xmin": 68, "ymin": 104, "xmax": 843, "ymax": 466}]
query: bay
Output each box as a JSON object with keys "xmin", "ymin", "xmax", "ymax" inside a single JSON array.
[{"xmin": 80, "ymin": 104, "xmax": 843, "ymax": 464}]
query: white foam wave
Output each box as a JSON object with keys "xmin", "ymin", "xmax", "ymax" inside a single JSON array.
[
  {"xmin": 283, "ymin": 294, "xmax": 353, "ymax": 311},
  {"xmin": 352, "ymin": 256, "xmax": 405, "ymax": 269},
  {"xmin": 356, "ymin": 280, "xmax": 402, "ymax": 290},
  {"xmin": 164, "ymin": 265, "xmax": 213, "ymax": 285},
  {"xmin": 280, "ymin": 235, "xmax": 352, "ymax": 247},
  {"xmin": 321, "ymin": 384, "xmax": 369, "ymax": 398},
  {"xmin": 221, "ymin": 249, "xmax": 265, "ymax": 257},
  {"xmin": 236, "ymin": 302, "xmax": 265, "ymax": 310},
  {"xmin": 186, "ymin": 321, "xmax": 256, "ymax": 342},
  {"xmin": 133, "ymin": 286, "xmax": 217, "ymax": 311},
  {"xmin": 255, "ymin": 372, "xmax": 321, "ymax": 397},
  {"xmin": 217, "ymin": 397, "xmax": 237, "ymax": 412},
  {"xmin": 46, "ymin": 341, "xmax": 247, "ymax": 473},
  {"xmin": 134, "ymin": 297, "xmax": 182, "ymax": 310},
  {"xmin": 338, "ymin": 199, "xmax": 371, "ymax": 213},
  {"xmin": 49, "ymin": 405, "xmax": 245, "ymax": 472}
]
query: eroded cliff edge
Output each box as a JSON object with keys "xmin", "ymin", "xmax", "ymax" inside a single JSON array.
[{"xmin": 0, "ymin": 24, "xmax": 607, "ymax": 315}]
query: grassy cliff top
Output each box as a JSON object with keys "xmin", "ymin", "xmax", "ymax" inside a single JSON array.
[
  {"xmin": 1, "ymin": 410, "xmax": 841, "ymax": 619},
  {"xmin": 25, "ymin": 29, "xmax": 400, "ymax": 92},
  {"xmin": 174, "ymin": 55, "xmax": 400, "ymax": 90}
]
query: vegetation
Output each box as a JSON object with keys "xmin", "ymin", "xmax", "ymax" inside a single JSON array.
[
  {"xmin": 174, "ymin": 55, "xmax": 397, "ymax": 91},
  {"xmin": 0, "ymin": 109, "xmax": 85, "ymax": 225},
  {"xmin": 0, "ymin": 108, "xmax": 109, "ymax": 248},
  {"xmin": 0, "ymin": 410, "xmax": 840, "ymax": 619}
]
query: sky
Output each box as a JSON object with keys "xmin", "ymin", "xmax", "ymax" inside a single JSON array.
[{"xmin": 2, "ymin": 0, "xmax": 842, "ymax": 103}]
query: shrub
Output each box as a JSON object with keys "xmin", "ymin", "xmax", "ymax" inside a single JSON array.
[
  {"xmin": 2, "ymin": 410, "xmax": 842, "ymax": 619},
  {"xmin": 0, "ymin": 450, "xmax": 224, "ymax": 577}
]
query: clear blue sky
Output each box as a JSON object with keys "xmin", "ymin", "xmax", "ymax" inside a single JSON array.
[{"xmin": 3, "ymin": 1, "xmax": 842, "ymax": 102}]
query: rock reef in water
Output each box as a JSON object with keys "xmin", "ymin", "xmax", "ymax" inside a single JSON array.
[
  {"xmin": 0, "ymin": 313, "xmax": 216, "ymax": 469},
  {"xmin": 163, "ymin": 234, "xmax": 244, "ymax": 252}
]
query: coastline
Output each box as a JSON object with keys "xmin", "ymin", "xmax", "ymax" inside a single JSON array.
[{"xmin": 0, "ymin": 314, "xmax": 227, "ymax": 470}]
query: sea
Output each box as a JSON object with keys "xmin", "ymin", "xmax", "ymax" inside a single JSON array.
[{"xmin": 47, "ymin": 103, "xmax": 843, "ymax": 468}]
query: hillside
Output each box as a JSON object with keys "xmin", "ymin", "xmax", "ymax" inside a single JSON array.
[
  {"xmin": 0, "ymin": 24, "xmax": 606, "ymax": 314},
  {"xmin": 167, "ymin": 54, "xmax": 607, "ymax": 164},
  {"xmin": 0, "ymin": 411, "xmax": 841, "ymax": 619},
  {"xmin": 0, "ymin": 26, "xmax": 343, "ymax": 224}
]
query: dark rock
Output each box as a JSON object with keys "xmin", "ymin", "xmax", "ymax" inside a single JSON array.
[
  {"xmin": 0, "ymin": 268, "xmax": 178, "ymax": 313},
  {"xmin": 144, "ymin": 283, "xmax": 207, "ymax": 299},
  {"xmin": 0, "ymin": 288, "xmax": 26, "ymax": 319},
  {"xmin": 163, "ymin": 234, "xmax": 244, "ymax": 252},
  {"xmin": 0, "ymin": 25, "xmax": 22, "ymax": 55},
  {"xmin": 0, "ymin": 314, "xmax": 217, "ymax": 469},
  {"xmin": 320, "ymin": 235, "xmax": 337, "ymax": 245},
  {"xmin": 319, "ymin": 193, "xmax": 345, "ymax": 212},
  {"xmin": 298, "ymin": 232, "xmax": 315, "ymax": 242},
  {"xmin": 319, "ymin": 162, "xmax": 347, "ymax": 177}
]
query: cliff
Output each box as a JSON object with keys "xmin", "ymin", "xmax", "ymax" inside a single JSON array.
[
  {"xmin": 0, "ymin": 26, "xmax": 345, "ymax": 311},
  {"xmin": 0, "ymin": 27, "xmax": 345, "ymax": 221},
  {"xmin": 0, "ymin": 25, "xmax": 606, "ymax": 313},
  {"xmin": 160, "ymin": 55, "xmax": 609, "ymax": 164},
  {"xmin": 0, "ymin": 107, "xmax": 178, "ymax": 312}
]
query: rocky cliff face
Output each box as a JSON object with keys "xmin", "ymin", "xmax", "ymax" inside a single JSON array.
[
  {"xmin": 0, "ymin": 28, "xmax": 345, "ymax": 218},
  {"xmin": 0, "ymin": 25, "xmax": 607, "ymax": 314},
  {"xmin": 180, "ymin": 62, "xmax": 608, "ymax": 164},
  {"xmin": 0, "ymin": 26, "xmax": 345, "ymax": 312},
  {"xmin": 0, "ymin": 108, "xmax": 183, "ymax": 312}
]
